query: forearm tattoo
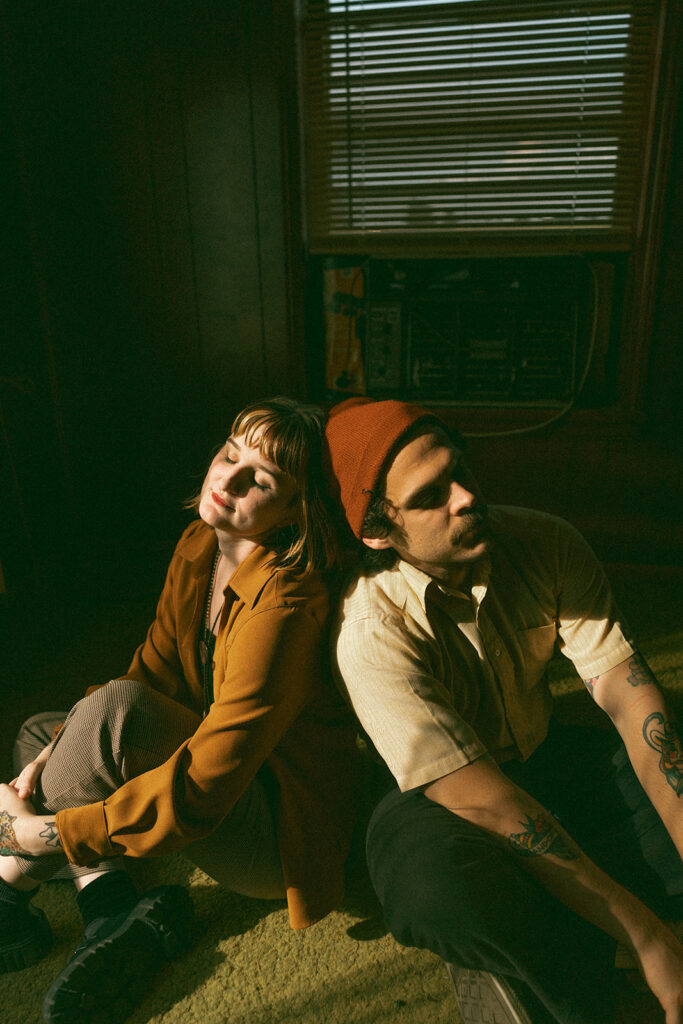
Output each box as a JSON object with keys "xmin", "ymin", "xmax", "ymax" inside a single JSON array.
[
  {"xmin": 0, "ymin": 810, "xmax": 29, "ymax": 857},
  {"xmin": 643, "ymin": 712, "xmax": 683, "ymax": 796},
  {"xmin": 39, "ymin": 822, "xmax": 61, "ymax": 849},
  {"xmin": 584, "ymin": 654, "xmax": 654, "ymax": 696},
  {"xmin": 508, "ymin": 813, "xmax": 578, "ymax": 861},
  {"xmin": 626, "ymin": 654, "xmax": 655, "ymax": 688}
]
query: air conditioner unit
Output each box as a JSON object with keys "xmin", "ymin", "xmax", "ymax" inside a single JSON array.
[{"xmin": 324, "ymin": 257, "xmax": 599, "ymax": 407}]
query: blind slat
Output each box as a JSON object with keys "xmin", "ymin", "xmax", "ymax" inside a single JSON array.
[{"xmin": 301, "ymin": 0, "xmax": 658, "ymax": 253}]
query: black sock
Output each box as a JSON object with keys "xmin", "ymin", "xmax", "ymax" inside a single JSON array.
[
  {"xmin": 0, "ymin": 877, "xmax": 35, "ymax": 909},
  {"xmin": 0, "ymin": 878, "xmax": 41, "ymax": 945},
  {"xmin": 76, "ymin": 871, "xmax": 138, "ymax": 928}
]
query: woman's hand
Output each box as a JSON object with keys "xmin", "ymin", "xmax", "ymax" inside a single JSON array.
[
  {"xmin": 9, "ymin": 738, "xmax": 54, "ymax": 799},
  {"xmin": 10, "ymin": 759, "xmax": 46, "ymax": 800}
]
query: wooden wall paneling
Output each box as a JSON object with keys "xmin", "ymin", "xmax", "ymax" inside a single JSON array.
[
  {"xmin": 128, "ymin": 3, "xmax": 211, "ymax": 481},
  {"xmin": 2, "ymin": 3, "xmax": 129, "ymax": 585},
  {"xmin": 602, "ymin": 438, "xmax": 683, "ymax": 562},
  {"xmin": 245, "ymin": 0, "xmax": 298, "ymax": 398},
  {"xmin": 646, "ymin": 70, "xmax": 683, "ymax": 438},
  {"xmin": 1, "ymin": 6, "xmax": 72, "ymax": 592},
  {"xmin": 177, "ymin": 0, "xmax": 286, "ymax": 433},
  {"xmin": 467, "ymin": 436, "xmax": 575, "ymax": 519}
]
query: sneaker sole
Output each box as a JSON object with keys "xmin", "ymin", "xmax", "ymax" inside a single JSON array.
[
  {"xmin": 42, "ymin": 885, "xmax": 193, "ymax": 1024},
  {"xmin": 0, "ymin": 905, "xmax": 52, "ymax": 974},
  {"xmin": 446, "ymin": 964, "xmax": 534, "ymax": 1024}
]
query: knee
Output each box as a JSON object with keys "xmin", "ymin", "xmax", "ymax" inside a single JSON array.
[
  {"xmin": 369, "ymin": 812, "xmax": 517, "ymax": 950},
  {"xmin": 106, "ymin": 678, "xmax": 149, "ymax": 707},
  {"xmin": 83, "ymin": 678, "xmax": 149, "ymax": 714},
  {"xmin": 71, "ymin": 678, "xmax": 151, "ymax": 736}
]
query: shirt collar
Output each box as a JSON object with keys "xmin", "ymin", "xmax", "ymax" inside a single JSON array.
[
  {"xmin": 177, "ymin": 519, "xmax": 277, "ymax": 608},
  {"xmin": 226, "ymin": 545, "xmax": 277, "ymax": 608},
  {"xmin": 397, "ymin": 550, "xmax": 492, "ymax": 612}
]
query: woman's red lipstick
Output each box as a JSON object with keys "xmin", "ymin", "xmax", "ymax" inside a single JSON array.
[{"xmin": 211, "ymin": 491, "xmax": 229, "ymax": 508}]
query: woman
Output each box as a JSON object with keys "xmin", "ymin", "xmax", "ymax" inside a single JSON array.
[{"xmin": 0, "ymin": 397, "xmax": 360, "ymax": 1024}]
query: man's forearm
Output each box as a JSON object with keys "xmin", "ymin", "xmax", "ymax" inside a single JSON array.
[
  {"xmin": 501, "ymin": 799, "xmax": 665, "ymax": 956},
  {"xmin": 587, "ymin": 652, "xmax": 683, "ymax": 858},
  {"xmin": 424, "ymin": 759, "xmax": 679, "ymax": 973}
]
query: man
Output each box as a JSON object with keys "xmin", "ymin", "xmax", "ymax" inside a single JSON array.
[{"xmin": 325, "ymin": 396, "xmax": 683, "ymax": 1024}]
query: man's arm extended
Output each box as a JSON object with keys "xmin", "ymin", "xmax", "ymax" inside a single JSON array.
[
  {"xmin": 423, "ymin": 756, "xmax": 683, "ymax": 1022},
  {"xmin": 585, "ymin": 650, "xmax": 683, "ymax": 859}
]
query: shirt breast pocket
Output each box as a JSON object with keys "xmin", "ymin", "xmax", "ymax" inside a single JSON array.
[{"xmin": 516, "ymin": 624, "xmax": 557, "ymax": 688}]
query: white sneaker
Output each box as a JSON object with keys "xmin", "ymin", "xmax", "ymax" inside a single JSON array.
[{"xmin": 445, "ymin": 964, "xmax": 536, "ymax": 1024}]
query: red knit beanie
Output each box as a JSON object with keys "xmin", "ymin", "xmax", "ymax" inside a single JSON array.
[{"xmin": 324, "ymin": 397, "xmax": 442, "ymax": 538}]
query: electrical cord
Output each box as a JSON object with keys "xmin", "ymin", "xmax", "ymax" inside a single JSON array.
[{"xmin": 463, "ymin": 257, "xmax": 599, "ymax": 439}]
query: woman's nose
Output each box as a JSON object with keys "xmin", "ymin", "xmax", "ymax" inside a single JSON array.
[{"xmin": 220, "ymin": 463, "xmax": 248, "ymax": 495}]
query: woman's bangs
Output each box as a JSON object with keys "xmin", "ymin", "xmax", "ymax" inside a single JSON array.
[{"xmin": 233, "ymin": 409, "xmax": 304, "ymax": 480}]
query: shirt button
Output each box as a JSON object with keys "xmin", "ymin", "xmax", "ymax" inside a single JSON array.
[{"xmin": 495, "ymin": 649, "xmax": 501, "ymax": 657}]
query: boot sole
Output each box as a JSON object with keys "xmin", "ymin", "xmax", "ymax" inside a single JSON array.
[
  {"xmin": 0, "ymin": 904, "xmax": 52, "ymax": 974},
  {"xmin": 42, "ymin": 885, "xmax": 193, "ymax": 1024}
]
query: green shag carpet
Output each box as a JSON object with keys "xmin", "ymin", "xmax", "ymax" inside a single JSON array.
[{"xmin": 2, "ymin": 566, "xmax": 681, "ymax": 1023}]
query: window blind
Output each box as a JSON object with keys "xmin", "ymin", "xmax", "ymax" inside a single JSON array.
[{"xmin": 300, "ymin": 0, "xmax": 660, "ymax": 253}]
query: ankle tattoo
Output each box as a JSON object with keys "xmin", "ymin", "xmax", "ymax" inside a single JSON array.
[
  {"xmin": 39, "ymin": 822, "xmax": 61, "ymax": 850},
  {"xmin": 0, "ymin": 810, "xmax": 29, "ymax": 857}
]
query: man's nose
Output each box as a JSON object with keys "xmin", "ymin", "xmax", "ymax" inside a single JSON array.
[{"xmin": 448, "ymin": 481, "xmax": 477, "ymax": 516}]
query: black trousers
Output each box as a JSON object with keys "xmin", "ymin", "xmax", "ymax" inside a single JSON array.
[{"xmin": 366, "ymin": 720, "xmax": 683, "ymax": 1024}]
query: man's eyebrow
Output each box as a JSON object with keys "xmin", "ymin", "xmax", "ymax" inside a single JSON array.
[{"xmin": 401, "ymin": 452, "xmax": 463, "ymax": 509}]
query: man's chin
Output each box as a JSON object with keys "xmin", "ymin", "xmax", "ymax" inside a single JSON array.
[{"xmin": 453, "ymin": 534, "xmax": 491, "ymax": 564}]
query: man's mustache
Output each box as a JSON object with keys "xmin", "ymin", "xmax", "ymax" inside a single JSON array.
[{"xmin": 457, "ymin": 504, "xmax": 488, "ymax": 529}]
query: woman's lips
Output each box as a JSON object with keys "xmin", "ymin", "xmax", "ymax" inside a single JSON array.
[{"xmin": 211, "ymin": 491, "xmax": 230, "ymax": 509}]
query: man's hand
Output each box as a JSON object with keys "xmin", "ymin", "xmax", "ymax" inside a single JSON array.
[
  {"xmin": 423, "ymin": 756, "xmax": 683, "ymax": 1021},
  {"xmin": 633, "ymin": 922, "xmax": 683, "ymax": 1024},
  {"xmin": 0, "ymin": 782, "xmax": 61, "ymax": 857}
]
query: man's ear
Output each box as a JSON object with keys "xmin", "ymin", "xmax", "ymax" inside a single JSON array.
[{"xmin": 361, "ymin": 534, "xmax": 394, "ymax": 551}]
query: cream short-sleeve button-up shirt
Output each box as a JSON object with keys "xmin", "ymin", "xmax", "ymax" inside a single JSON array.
[{"xmin": 333, "ymin": 506, "xmax": 634, "ymax": 791}]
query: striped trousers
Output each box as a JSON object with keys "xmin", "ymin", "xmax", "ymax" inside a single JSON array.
[{"xmin": 12, "ymin": 678, "xmax": 285, "ymax": 898}]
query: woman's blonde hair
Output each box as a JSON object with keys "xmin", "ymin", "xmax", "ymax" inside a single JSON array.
[{"xmin": 189, "ymin": 397, "xmax": 338, "ymax": 575}]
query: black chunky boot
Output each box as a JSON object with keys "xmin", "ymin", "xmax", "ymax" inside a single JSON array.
[
  {"xmin": 0, "ymin": 879, "xmax": 53, "ymax": 973},
  {"xmin": 42, "ymin": 884, "xmax": 193, "ymax": 1024}
]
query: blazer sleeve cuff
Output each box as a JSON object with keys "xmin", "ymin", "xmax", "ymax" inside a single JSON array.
[{"xmin": 56, "ymin": 802, "xmax": 116, "ymax": 865}]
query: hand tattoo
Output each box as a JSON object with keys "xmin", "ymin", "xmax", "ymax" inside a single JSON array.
[
  {"xmin": 584, "ymin": 677, "xmax": 596, "ymax": 696},
  {"xmin": 509, "ymin": 813, "xmax": 578, "ymax": 861},
  {"xmin": 626, "ymin": 654, "xmax": 654, "ymax": 688},
  {"xmin": 643, "ymin": 712, "xmax": 683, "ymax": 796},
  {"xmin": 0, "ymin": 810, "xmax": 29, "ymax": 857},
  {"xmin": 39, "ymin": 822, "xmax": 61, "ymax": 849}
]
